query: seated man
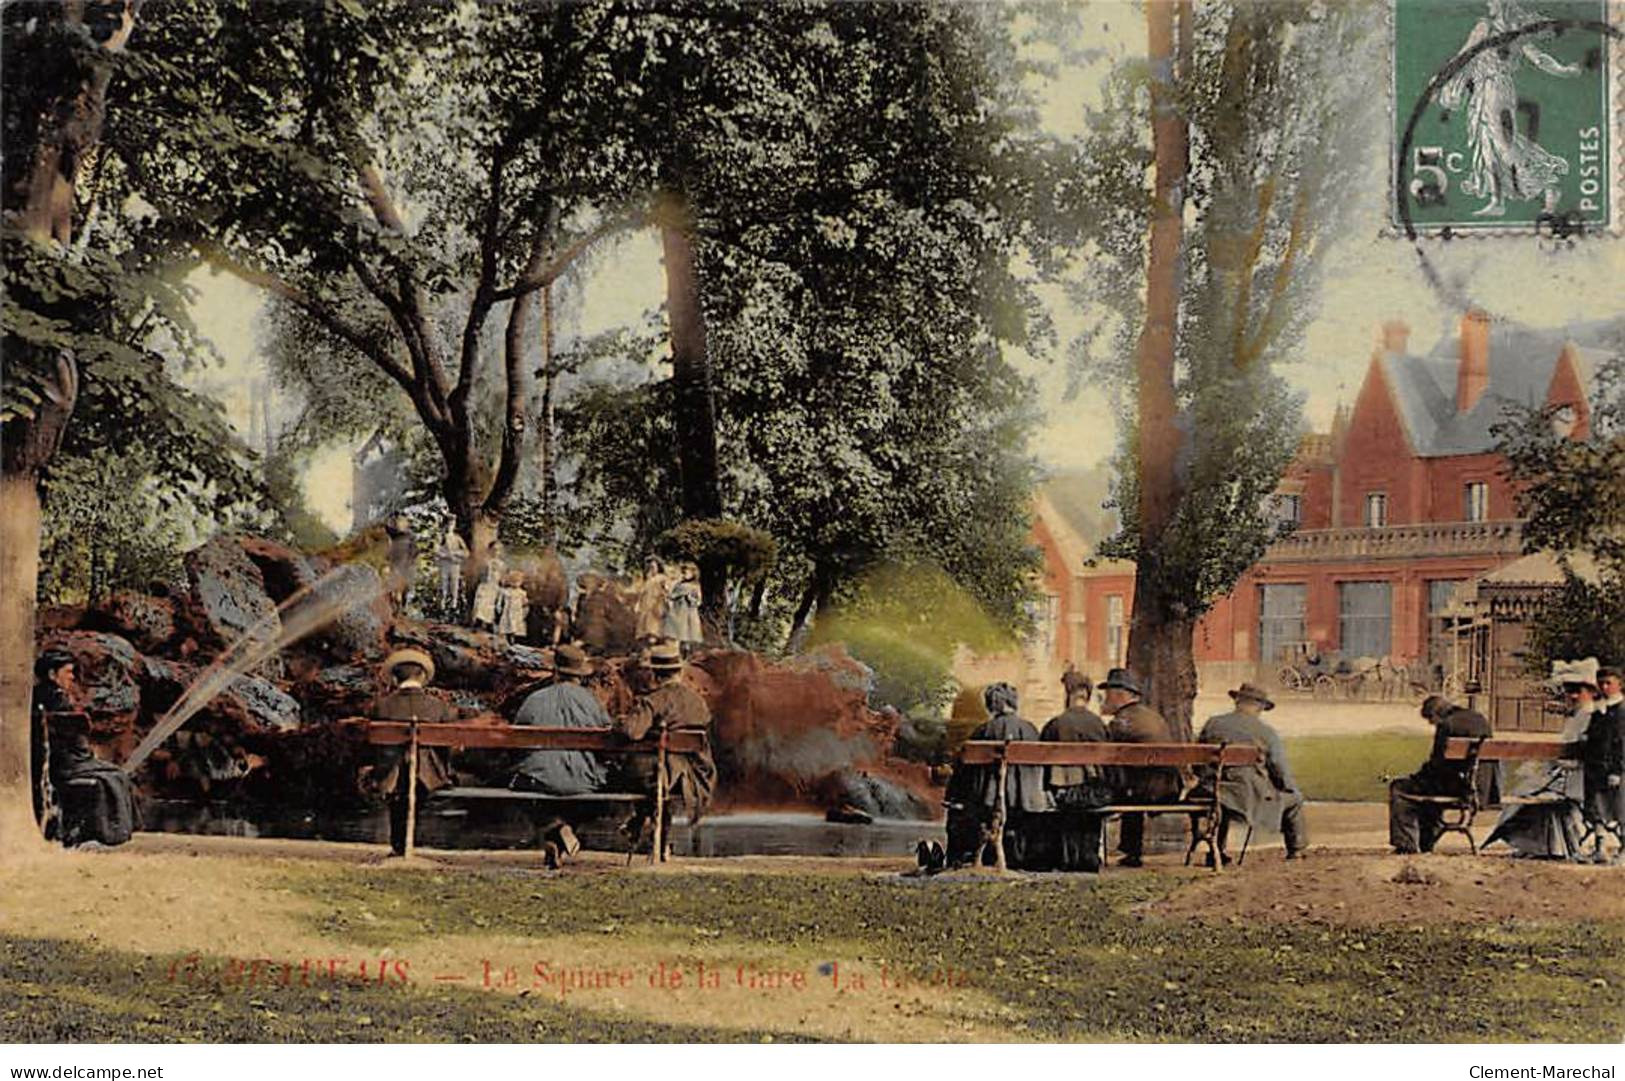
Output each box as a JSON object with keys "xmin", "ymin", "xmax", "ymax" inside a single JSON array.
[
  {"xmin": 1101, "ymin": 668, "xmax": 1179, "ymax": 868},
  {"xmin": 615, "ymin": 641, "xmax": 716, "ymax": 857},
  {"xmin": 1041, "ymin": 671, "xmax": 1111, "ymax": 872},
  {"xmin": 1388, "ymin": 694, "xmax": 1491, "ymax": 854},
  {"xmin": 510, "ymin": 643, "xmax": 610, "ymax": 866},
  {"xmin": 1198, "ymin": 682, "xmax": 1308, "ymax": 865},
  {"xmin": 372, "ymin": 648, "xmax": 459, "ymax": 857}
]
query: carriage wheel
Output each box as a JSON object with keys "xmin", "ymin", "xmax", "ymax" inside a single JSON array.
[
  {"xmin": 1277, "ymin": 666, "xmax": 1306, "ymax": 692},
  {"xmin": 1312, "ymin": 674, "xmax": 1336, "ymax": 700}
]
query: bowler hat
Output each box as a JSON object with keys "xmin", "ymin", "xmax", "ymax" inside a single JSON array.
[
  {"xmin": 1228, "ymin": 682, "xmax": 1275, "ymax": 711},
  {"xmin": 551, "ymin": 643, "xmax": 593, "ymax": 677},
  {"xmin": 1100, "ymin": 668, "xmax": 1144, "ymax": 697},
  {"xmin": 382, "ymin": 647, "xmax": 436, "ymax": 685},
  {"xmin": 647, "ymin": 640, "xmax": 683, "ymax": 670}
]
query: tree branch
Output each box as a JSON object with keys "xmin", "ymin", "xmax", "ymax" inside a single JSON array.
[
  {"xmin": 194, "ymin": 239, "xmax": 419, "ymax": 402},
  {"xmin": 490, "ymin": 207, "xmax": 649, "ymax": 302},
  {"xmin": 485, "ymin": 228, "xmax": 549, "ymax": 516}
]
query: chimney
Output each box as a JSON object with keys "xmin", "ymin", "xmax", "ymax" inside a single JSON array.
[
  {"xmin": 1380, "ymin": 319, "xmax": 1410, "ymax": 354},
  {"xmin": 1457, "ymin": 309, "xmax": 1491, "ymax": 413}
]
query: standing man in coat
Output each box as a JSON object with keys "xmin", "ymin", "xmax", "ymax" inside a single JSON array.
[
  {"xmin": 1198, "ymin": 682, "xmax": 1308, "ymax": 865},
  {"xmin": 1101, "ymin": 668, "xmax": 1178, "ymax": 868},
  {"xmin": 1582, "ymin": 665, "xmax": 1623, "ymax": 861},
  {"xmin": 1388, "ymin": 694, "xmax": 1492, "ymax": 854},
  {"xmin": 371, "ymin": 648, "xmax": 459, "ymax": 857},
  {"xmin": 616, "ymin": 641, "xmax": 716, "ymax": 857},
  {"xmin": 1041, "ymin": 671, "xmax": 1111, "ymax": 872}
]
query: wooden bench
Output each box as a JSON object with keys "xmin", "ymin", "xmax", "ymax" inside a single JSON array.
[
  {"xmin": 1403, "ymin": 736, "xmax": 1585, "ymax": 855},
  {"xmin": 350, "ymin": 718, "xmax": 710, "ymax": 863},
  {"xmin": 957, "ymin": 741, "xmax": 1264, "ymax": 872}
]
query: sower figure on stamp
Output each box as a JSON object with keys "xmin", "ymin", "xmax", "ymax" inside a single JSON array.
[
  {"xmin": 371, "ymin": 648, "xmax": 458, "ymax": 858},
  {"xmin": 615, "ymin": 641, "xmax": 716, "ymax": 859},
  {"xmin": 1197, "ymin": 682, "xmax": 1308, "ymax": 866},
  {"xmin": 1101, "ymin": 668, "xmax": 1179, "ymax": 868},
  {"xmin": 1041, "ymin": 671, "xmax": 1111, "ymax": 873},
  {"xmin": 1388, "ymin": 694, "xmax": 1492, "ymax": 854},
  {"xmin": 510, "ymin": 643, "xmax": 609, "ymax": 867}
]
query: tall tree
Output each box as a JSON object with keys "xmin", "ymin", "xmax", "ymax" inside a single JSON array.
[
  {"xmin": 1074, "ymin": 0, "xmax": 1381, "ymax": 736},
  {"xmin": 112, "ymin": 1, "xmax": 655, "ymax": 565},
  {"xmin": 1, "ymin": 0, "xmax": 143, "ymax": 849}
]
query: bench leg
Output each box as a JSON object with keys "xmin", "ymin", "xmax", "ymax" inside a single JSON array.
[{"xmin": 991, "ymin": 758, "xmax": 1008, "ymax": 873}]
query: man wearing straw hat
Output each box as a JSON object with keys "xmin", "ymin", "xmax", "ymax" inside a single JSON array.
[
  {"xmin": 616, "ymin": 640, "xmax": 715, "ymax": 857},
  {"xmin": 372, "ymin": 647, "xmax": 458, "ymax": 857},
  {"xmin": 1197, "ymin": 682, "xmax": 1308, "ymax": 865}
]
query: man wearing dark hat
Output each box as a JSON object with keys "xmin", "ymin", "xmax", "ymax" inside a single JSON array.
[
  {"xmin": 1101, "ymin": 668, "xmax": 1177, "ymax": 867},
  {"xmin": 511, "ymin": 644, "xmax": 610, "ymax": 796},
  {"xmin": 372, "ymin": 647, "xmax": 458, "ymax": 856},
  {"xmin": 1198, "ymin": 682, "xmax": 1308, "ymax": 864},
  {"xmin": 1041, "ymin": 671, "xmax": 1111, "ymax": 872},
  {"xmin": 1388, "ymin": 694, "xmax": 1492, "ymax": 854},
  {"xmin": 617, "ymin": 641, "xmax": 716, "ymax": 855},
  {"xmin": 1581, "ymin": 665, "xmax": 1623, "ymax": 861}
]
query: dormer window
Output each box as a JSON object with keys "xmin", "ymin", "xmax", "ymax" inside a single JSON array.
[
  {"xmin": 1270, "ymin": 493, "xmax": 1302, "ymax": 527},
  {"xmin": 1364, "ymin": 492, "xmax": 1388, "ymax": 528},
  {"xmin": 1550, "ymin": 403, "xmax": 1578, "ymax": 437}
]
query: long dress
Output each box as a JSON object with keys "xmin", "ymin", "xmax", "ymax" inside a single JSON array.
[
  {"xmin": 470, "ymin": 557, "xmax": 506, "ymax": 627},
  {"xmin": 1485, "ymin": 707, "xmax": 1588, "ymax": 858},
  {"xmin": 662, "ymin": 580, "xmax": 703, "ymax": 645},
  {"xmin": 496, "ymin": 585, "xmax": 529, "ymax": 638},
  {"xmin": 1438, "ymin": 18, "xmax": 1572, "ymax": 213}
]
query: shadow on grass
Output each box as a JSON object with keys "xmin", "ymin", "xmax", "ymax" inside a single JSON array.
[
  {"xmin": 285, "ymin": 864, "xmax": 1625, "ymax": 1043},
  {"xmin": 0, "ymin": 936, "xmax": 805, "ymax": 1043}
]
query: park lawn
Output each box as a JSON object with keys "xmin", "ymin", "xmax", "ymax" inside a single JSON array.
[
  {"xmin": 1285, "ymin": 731, "xmax": 1431, "ymax": 802},
  {"xmin": 4, "ymin": 858, "xmax": 1623, "ymax": 1043}
]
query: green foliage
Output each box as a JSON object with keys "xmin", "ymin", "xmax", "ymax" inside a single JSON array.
[
  {"xmin": 1073, "ymin": 1, "xmax": 1383, "ymax": 618},
  {"xmin": 655, "ymin": 519, "xmax": 777, "ymax": 582},
  {"xmin": 38, "ymin": 446, "xmax": 209, "ymax": 605},
  {"xmin": 1496, "ymin": 337, "xmax": 1625, "ymax": 670},
  {"xmin": 810, "ymin": 562, "xmax": 1019, "ymax": 716}
]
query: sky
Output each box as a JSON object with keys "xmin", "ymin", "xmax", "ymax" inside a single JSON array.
[{"xmin": 180, "ymin": 1, "xmax": 1625, "ymax": 531}]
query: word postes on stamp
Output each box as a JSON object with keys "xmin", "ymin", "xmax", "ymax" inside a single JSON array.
[{"xmin": 1393, "ymin": 0, "xmax": 1613, "ymax": 235}]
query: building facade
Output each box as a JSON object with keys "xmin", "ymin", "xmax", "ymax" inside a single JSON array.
[{"xmin": 1068, "ymin": 313, "xmax": 1605, "ymax": 692}]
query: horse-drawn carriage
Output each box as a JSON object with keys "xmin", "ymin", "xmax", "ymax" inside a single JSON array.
[{"xmin": 1273, "ymin": 643, "xmax": 1416, "ymax": 701}]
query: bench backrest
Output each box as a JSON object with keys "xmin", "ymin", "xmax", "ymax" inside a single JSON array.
[
  {"xmin": 1441, "ymin": 737, "xmax": 1582, "ymax": 761},
  {"xmin": 351, "ymin": 720, "xmax": 709, "ymax": 755},
  {"xmin": 958, "ymin": 740, "xmax": 1261, "ymax": 768}
]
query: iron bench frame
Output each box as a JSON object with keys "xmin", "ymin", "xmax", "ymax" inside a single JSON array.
[
  {"xmin": 352, "ymin": 718, "xmax": 709, "ymax": 863},
  {"xmin": 957, "ymin": 740, "xmax": 1264, "ymax": 872}
]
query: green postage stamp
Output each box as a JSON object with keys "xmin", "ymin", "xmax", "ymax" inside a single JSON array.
[{"xmin": 1392, "ymin": 0, "xmax": 1616, "ymax": 233}]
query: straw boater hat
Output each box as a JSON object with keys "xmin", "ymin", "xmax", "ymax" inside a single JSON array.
[
  {"xmin": 382, "ymin": 647, "xmax": 435, "ymax": 684},
  {"xmin": 647, "ymin": 640, "xmax": 683, "ymax": 671},
  {"xmin": 1228, "ymin": 681, "xmax": 1275, "ymax": 711},
  {"xmin": 1551, "ymin": 657, "xmax": 1601, "ymax": 692},
  {"xmin": 550, "ymin": 643, "xmax": 593, "ymax": 678}
]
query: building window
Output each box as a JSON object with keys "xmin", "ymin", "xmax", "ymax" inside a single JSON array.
[
  {"xmin": 1105, "ymin": 594, "xmax": 1125, "ymax": 667},
  {"xmin": 1258, "ymin": 583, "xmax": 1307, "ymax": 667},
  {"xmin": 1364, "ymin": 492, "xmax": 1388, "ymax": 528},
  {"xmin": 1270, "ymin": 493, "xmax": 1302, "ymax": 527},
  {"xmin": 1338, "ymin": 581, "xmax": 1393, "ymax": 659},
  {"xmin": 1464, "ymin": 481, "xmax": 1488, "ymax": 522}
]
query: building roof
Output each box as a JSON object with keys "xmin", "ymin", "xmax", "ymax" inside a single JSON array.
[{"xmin": 1377, "ymin": 320, "xmax": 1616, "ymax": 458}]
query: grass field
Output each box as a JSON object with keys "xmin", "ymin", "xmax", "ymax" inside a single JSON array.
[
  {"xmin": 1284, "ymin": 732, "xmax": 1430, "ymax": 802},
  {"xmin": 4, "ymin": 854, "xmax": 1623, "ymax": 1043}
]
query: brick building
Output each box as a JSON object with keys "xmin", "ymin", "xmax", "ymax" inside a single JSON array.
[{"xmin": 961, "ymin": 314, "xmax": 1608, "ymax": 716}]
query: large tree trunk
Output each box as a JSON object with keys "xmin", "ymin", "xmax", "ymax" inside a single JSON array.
[
  {"xmin": 1, "ymin": 0, "xmax": 139, "ymax": 858},
  {"xmin": 658, "ymin": 191, "xmax": 726, "ymax": 630},
  {"xmin": 1126, "ymin": 0, "xmax": 1195, "ymax": 739},
  {"xmin": 537, "ymin": 283, "xmax": 558, "ymax": 549},
  {"xmin": 0, "ymin": 474, "xmax": 48, "ymax": 853}
]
